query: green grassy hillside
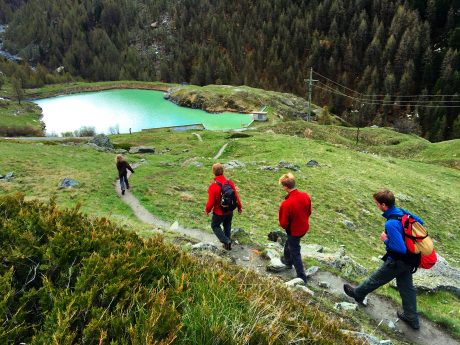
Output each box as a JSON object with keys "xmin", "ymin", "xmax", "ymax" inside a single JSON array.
[
  {"xmin": 0, "ymin": 100, "xmax": 44, "ymax": 136},
  {"xmin": 1, "ymin": 123, "xmax": 459, "ymax": 336}
]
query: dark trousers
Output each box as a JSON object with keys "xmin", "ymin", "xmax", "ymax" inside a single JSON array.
[
  {"xmin": 354, "ymin": 258, "xmax": 418, "ymax": 321},
  {"xmin": 119, "ymin": 174, "xmax": 129, "ymax": 190},
  {"xmin": 284, "ymin": 234, "xmax": 307, "ymax": 283},
  {"xmin": 211, "ymin": 213, "xmax": 233, "ymax": 245}
]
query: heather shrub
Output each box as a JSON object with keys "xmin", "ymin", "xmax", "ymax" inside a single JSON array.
[{"xmin": 0, "ymin": 194, "xmax": 358, "ymax": 344}]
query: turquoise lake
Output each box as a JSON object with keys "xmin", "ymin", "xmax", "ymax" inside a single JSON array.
[{"xmin": 34, "ymin": 89, "xmax": 253, "ymax": 134}]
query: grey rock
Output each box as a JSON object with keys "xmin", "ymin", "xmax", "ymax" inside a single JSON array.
[
  {"xmin": 278, "ymin": 161, "xmax": 300, "ymax": 171},
  {"xmin": 302, "ymin": 247, "xmax": 368, "ymax": 277},
  {"xmin": 319, "ymin": 281, "xmax": 331, "ymax": 289},
  {"xmin": 231, "ymin": 227, "xmax": 247, "ymax": 237},
  {"xmin": 294, "ymin": 285, "xmax": 315, "ymax": 296},
  {"xmin": 191, "ymin": 242, "xmax": 219, "ymax": 253},
  {"xmin": 259, "ymin": 165, "xmax": 279, "ymax": 171},
  {"xmin": 285, "ymin": 278, "xmax": 305, "ymax": 287},
  {"xmin": 266, "ymin": 258, "xmax": 289, "ymax": 272},
  {"xmin": 305, "ymin": 266, "xmax": 319, "ymax": 277},
  {"xmin": 0, "ymin": 171, "xmax": 14, "ymax": 181},
  {"xmin": 266, "ymin": 242, "xmax": 284, "ymax": 252},
  {"xmin": 58, "ymin": 178, "xmax": 79, "ymax": 189},
  {"xmin": 301, "ymin": 244, "xmax": 323, "ymax": 254},
  {"xmin": 281, "ymin": 98, "xmax": 295, "ymax": 107},
  {"xmin": 224, "ymin": 160, "xmax": 245, "ymax": 169},
  {"xmin": 395, "ymin": 192, "xmax": 412, "ymax": 202},
  {"xmin": 343, "ymin": 220, "xmax": 355, "ymax": 230},
  {"xmin": 266, "ymin": 249, "xmax": 290, "ymax": 272},
  {"xmin": 386, "ymin": 319, "xmax": 396, "ymax": 329},
  {"xmin": 335, "ymin": 302, "xmax": 358, "ymax": 311},
  {"xmin": 306, "ymin": 160, "xmax": 319, "ymax": 167},
  {"xmin": 341, "ymin": 330, "xmax": 391, "ymax": 345},
  {"xmin": 190, "ymin": 161, "xmax": 204, "ymax": 168},
  {"xmin": 129, "ymin": 146, "xmax": 155, "ymax": 154},
  {"xmin": 89, "ymin": 134, "xmax": 113, "ymax": 149}
]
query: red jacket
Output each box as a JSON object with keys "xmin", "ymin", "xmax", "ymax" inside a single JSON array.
[
  {"xmin": 279, "ymin": 189, "xmax": 312, "ymax": 236},
  {"xmin": 206, "ymin": 175, "xmax": 242, "ymax": 215}
]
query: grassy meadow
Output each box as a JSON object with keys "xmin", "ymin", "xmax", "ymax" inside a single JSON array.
[
  {"xmin": 1, "ymin": 121, "xmax": 459, "ymax": 337},
  {"xmin": 0, "ymin": 100, "xmax": 44, "ymax": 136}
]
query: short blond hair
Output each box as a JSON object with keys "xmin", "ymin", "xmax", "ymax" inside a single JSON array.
[
  {"xmin": 116, "ymin": 154, "xmax": 124, "ymax": 162},
  {"xmin": 279, "ymin": 173, "xmax": 295, "ymax": 189},
  {"xmin": 212, "ymin": 163, "xmax": 224, "ymax": 176}
]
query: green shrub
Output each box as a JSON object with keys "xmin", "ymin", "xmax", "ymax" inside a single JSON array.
[{"xmin": 0, "ymin": 193, "xmax": 359, "ymax": 344}]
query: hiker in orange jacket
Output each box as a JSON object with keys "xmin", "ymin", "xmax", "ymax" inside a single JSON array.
[
  {"xmin": 278, "ymin": 173, "xmax": 312, "ymax": 283},
  {"xmin": 205, "ymin": 163, "xmax": 242, "ymax": 250}
]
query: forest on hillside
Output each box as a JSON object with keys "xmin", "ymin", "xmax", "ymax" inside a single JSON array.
[{"xmin": 1, "ymin": 0, "xmax": 459, "ymax": 141}]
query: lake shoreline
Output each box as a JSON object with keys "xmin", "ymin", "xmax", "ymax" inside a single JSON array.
[{"xmin": 34, "ymin": 89, "xmax": 253, "ymax": 135}]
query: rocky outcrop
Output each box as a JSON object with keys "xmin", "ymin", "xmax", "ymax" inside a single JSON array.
[
  {"xmin": 89, "ymin": 134, "xmax": 113, "ymax": 149},
  {"xmin": 390, "ymin": 254, "xmax": 460, "ymax": 297}
]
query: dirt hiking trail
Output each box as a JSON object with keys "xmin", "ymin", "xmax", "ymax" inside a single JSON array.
[{"xmin": 115, "ymin": 161, "xmax": 458, "ymax": 345}]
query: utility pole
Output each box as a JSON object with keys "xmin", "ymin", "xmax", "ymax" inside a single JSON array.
[{"xmin": 304, "ymin": 67, "xmax": 318, "ymax": 122}]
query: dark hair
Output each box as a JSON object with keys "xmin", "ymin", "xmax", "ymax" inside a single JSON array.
[{"xmin": 373, "ymin": 189, "xmax": 395, "ymax": 207}]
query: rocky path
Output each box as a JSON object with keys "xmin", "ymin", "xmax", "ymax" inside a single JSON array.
[
  {"xmin": 115, "ymin": 161, "xmax": 459, "ymax": 345},
  {"xmin": 213, "ymin": 142, "xmax": 229, "ymax": 160}
]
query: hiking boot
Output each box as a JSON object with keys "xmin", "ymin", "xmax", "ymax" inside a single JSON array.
[
  {"xmin": 223, "ymin": 242, "xmax": 232, "ymax": 251},
  {"xmin": 343, "ymin": 284, "xmax": 365, "ymax": 305},
  {"xmin": 121, "ymin": 190, "xmax": 125, "ymax": 195},
  {"xmin": 280, "ymin": 256, "xmax": 293, "ymax": 269},
  {"xmin": 397, "ymin": 310, "xmax": 420, "ymax": 330}
]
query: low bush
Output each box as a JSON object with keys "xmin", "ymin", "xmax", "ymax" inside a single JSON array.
[
  {"xmin": 0, "ymin": 193, "xmax": 359, "ymax": 344},
  {"xmin": 0, "ymin": 125, "xmax": 44, "ymax": 136}
]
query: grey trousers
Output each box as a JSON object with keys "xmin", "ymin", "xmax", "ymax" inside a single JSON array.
[{"xmin": 354, "ymin": 258, "xmax": 418, "ymax": 321}]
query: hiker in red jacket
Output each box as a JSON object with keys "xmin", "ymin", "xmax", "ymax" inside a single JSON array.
[
  {"xmin": 278, "ymin": 173, "xmax": 312, "ymax": 283},
  {"xmin": 205, "ymin": 163, "xmax": 242, "ymax": 250}
]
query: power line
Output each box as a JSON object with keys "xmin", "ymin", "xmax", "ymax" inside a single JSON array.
[
  {"xmin": 316, "ymin": 81, "xmax": 460, "ymax": 104},
  {"xmin": 314, "ymin": 84, "xmax": 460, "ymax": 108},
  {"xmin": 312, "ymin": 70, "xmax": 460, "ymax": 98}
]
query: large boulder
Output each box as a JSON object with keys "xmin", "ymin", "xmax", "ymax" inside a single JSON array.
[
  {"xmin": 89, "ymin": 134, "xmax": 113, "ymax": 149},
  {"xmin": 129, "ymin": 146, "xmax": 155, "ymax": 154},
  {"xmin": 391, "ymin": 254, "xmax": 460, "ymax": 297}
]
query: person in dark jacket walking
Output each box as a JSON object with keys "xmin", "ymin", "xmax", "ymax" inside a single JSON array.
[
  {"xmin": 343, "ymin": 189, "xmax": 422, "ymax": 330},
  {"xmin": 278, "ymin": 173, "xmax": 312, "ymax": 284},
  {"xmin": 116, "ymin": 154, "xmax": 134, "ymax": 195},
  {"xmin": 205, "ymin": 163, "xmax": 242, "ymax": 250}
]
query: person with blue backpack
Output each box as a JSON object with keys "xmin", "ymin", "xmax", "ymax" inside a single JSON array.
[
  {"xmin": 344, "ymin": 189, "xmax": 422, "ymax": 330},
  {"xmin": 205, "ymin": 163, "xmax": 242, "ymax": 250}
]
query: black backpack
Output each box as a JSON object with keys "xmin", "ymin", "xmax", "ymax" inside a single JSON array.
[{"xmin": 215, "ymin": 179, "xmax": 237, "ymax": 211}]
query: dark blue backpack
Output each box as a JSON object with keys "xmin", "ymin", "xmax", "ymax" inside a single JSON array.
[{"xmin": 215, "ymin": 180, "xmax": 237, "ymax": 211}]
